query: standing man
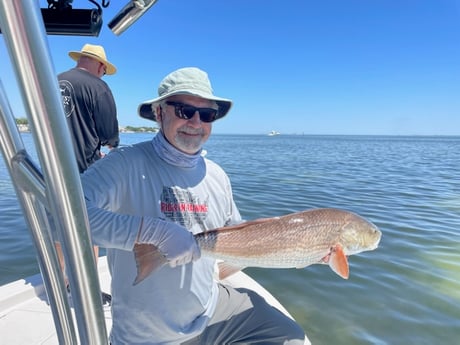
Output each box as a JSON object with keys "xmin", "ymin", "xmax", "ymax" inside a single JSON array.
[
  {"xmin": 57, "ymin": 43, "xmax": 119, "ymax": 303},
  {"xmin": 59, "ymin": 43, "xmax": 119, "ymax": 173},
  {"xmin": 81, "ymin": 67, "xmax": 308, "ymax": 344}
]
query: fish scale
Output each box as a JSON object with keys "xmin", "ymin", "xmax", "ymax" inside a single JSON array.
[
  {"xmin": 133, "ymin": 208, "xmax": 382, "ymax": 284},
  {"xmin": 197, "ymin": 209, "xmax": 362, "ymax": 268}
]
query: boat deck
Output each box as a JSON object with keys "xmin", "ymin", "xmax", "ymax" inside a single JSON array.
[
  {"xmin": 0, "ymin": 257, "xmax": 301, "ymax": 345},
  {"xmin": 0, "ymin": 258, "xmax": 112, "ymax": 345}
]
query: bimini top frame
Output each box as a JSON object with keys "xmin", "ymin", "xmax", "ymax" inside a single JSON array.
[{"xmin": 0, "ymin": 1, "xmax": 107, "ymax": 344}]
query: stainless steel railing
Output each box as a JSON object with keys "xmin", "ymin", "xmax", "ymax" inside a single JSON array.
[{"xmin": 0, "ymin": 1, "xmax": 107, "ymax": 343}]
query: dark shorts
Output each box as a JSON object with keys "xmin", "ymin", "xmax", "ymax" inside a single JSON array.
[{"xmin": 182, "ymin": 283, "xmax": 308, "ymax": 345}]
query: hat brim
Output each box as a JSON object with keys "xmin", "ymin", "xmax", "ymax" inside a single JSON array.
[
  {"xmin": 68, "ymin": 51, "xmax": 117, "ymax": 75},
  {"xmin": 138, "ymin": 91, "xmax": 232, "ymax": 122}
]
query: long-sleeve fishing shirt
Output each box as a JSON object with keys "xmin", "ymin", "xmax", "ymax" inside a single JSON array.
[{"xmin": 81, "ymin": 132, "xmax": 241, "ymax": 344}]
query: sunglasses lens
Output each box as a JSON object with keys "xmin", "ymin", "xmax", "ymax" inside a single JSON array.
[
  {"xmin": 198, "ymin": 109, "xmax": 217, "ymax": 123},
  {"xmin": 181, "ymin": 106, "xmax": 198, "ymax": 119},
  {"xmin": 171, "ymin": 103, "xmax": 217, "ymax": 123}
]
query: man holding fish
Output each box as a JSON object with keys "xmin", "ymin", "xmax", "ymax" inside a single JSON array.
[{"xmin": 81, "ymin": 67, "xmax": 309, "ymax": 344}]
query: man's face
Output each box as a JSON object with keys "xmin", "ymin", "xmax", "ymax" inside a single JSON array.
[{"xmin": 157, "ymin": 95, "xmax": 217, "ymax": 154}]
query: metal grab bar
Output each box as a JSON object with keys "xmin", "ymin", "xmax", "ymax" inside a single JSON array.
[{"xmin": 0, "ymin": 1, "xmax": 108, "ymax": 344}]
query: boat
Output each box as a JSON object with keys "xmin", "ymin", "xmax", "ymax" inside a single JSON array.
[
  {"xmin": 268, "ymin": 130, "xmax": 281, "ymax": 136},
  {"xmin": 0, "ymin": 2, "xmax": 309, "ymax": 344},
  {"xmin": 0, "ymin": 257, "xmax": 297, "ymax": 344}
]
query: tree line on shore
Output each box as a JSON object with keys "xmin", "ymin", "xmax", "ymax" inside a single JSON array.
[{"xmin": 15, "ymin": 117, "xmax": 158, "ymax": 133}]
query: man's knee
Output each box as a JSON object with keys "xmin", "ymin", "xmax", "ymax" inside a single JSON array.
[{"xmin": 282, "ymin": 316, "xmax": 307, "ymax": 344}]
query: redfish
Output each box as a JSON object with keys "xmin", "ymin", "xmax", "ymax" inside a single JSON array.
[{"xmin": 133, "ymin": 208, "xmax": 381, "ymax": 285}]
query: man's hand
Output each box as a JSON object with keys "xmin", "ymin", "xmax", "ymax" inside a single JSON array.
[{"xmin": 138, "ymin": 218, "xmax": 201, "ymax": 267}]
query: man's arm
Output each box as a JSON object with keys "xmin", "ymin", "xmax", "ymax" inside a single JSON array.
[{"xmin": 95, "ymin": 89, "xmax": 119, "ymax": 148}]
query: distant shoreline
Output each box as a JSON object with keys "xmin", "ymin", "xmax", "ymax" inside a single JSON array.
[
  {"xmin": 16, "ymin": 126, "xmax": 459, "ymax": 137},
  {"xmin": 17, "ymin": 125, "xmax": 159, "ymax": 133}
]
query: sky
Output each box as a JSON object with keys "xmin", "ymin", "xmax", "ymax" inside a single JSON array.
[{"xmin": 1, "ymin": 0, "xmax": 460, "ymax": 135}]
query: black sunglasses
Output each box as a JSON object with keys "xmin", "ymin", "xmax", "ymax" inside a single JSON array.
[{"xmin": 165, "ymin": 101, "xmax": 218, "ymax": 123}]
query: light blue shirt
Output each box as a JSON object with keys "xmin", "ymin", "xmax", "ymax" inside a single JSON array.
[{"xmin": 81, "ymin": 133, "xmax": 241, "ymax": 344}]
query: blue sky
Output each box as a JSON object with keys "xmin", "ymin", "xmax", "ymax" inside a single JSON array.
[{"xmin": 1, "ymin": 0, "xmax": 460, "ymax": 135}]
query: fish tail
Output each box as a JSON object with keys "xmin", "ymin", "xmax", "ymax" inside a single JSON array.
[{"xmin": 132, "ymin": 243, "xmax": 167, "ymax": 285}]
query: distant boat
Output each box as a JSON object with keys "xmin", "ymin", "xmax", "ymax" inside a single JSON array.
[{"xmin": 268, "ymin": 130, "xmax": 280, "ymax": 136}]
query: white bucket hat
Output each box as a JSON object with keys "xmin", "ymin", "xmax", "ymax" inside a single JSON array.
[
  {"xmin": 68, "ymin": 44, "xmax": 117, "ymax": 75},
  {"xmin": 138, "ymin": 67, "xmax": 232, "ymax": 122}
]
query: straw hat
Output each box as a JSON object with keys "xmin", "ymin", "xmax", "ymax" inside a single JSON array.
[
  {"xmin": 68, "ymin": 44, "xmax": 117, "ymax": 75},
  {"xmin": 138, "ymin": 67, "xmax": 232, "ymax": 122}
]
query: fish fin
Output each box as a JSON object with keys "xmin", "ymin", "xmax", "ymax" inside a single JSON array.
[
  {"xmin": 328, "ymin": 244, "xmax": 350, "ymax": 279},
  {"xmin": 132, "ymin": 243, "xmax": 167, "ymax": 285},
  {"xmin": 217, "ymin": 262, "xmax": 245, "ymax": 280}
]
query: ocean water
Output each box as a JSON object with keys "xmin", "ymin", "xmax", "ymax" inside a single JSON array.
[{"xmin": 1, "ymin": 133, "xmax": 460, "ymax": 344}]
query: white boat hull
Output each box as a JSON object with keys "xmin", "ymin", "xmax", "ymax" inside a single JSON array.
[{"xmin": 0, "ymin": 257, "xmax": 309, "ymax": 344}]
